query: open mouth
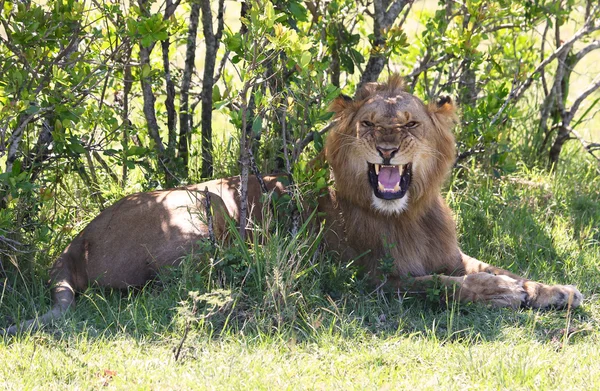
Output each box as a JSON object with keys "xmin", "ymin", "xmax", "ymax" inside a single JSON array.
[{"xmin": 368, "ymin": 163, "xmax": 412, "ymax": 200}]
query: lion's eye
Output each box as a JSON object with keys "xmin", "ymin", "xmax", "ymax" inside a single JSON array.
[
  {"xmin": 403, "ymin": 121, "xmax": 418, "ymax": 129},
  {"xmin": 361, "ymin": 121, "xmax": 374, "ymax": 127}
]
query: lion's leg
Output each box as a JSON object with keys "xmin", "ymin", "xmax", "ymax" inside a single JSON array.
[
  {"xmin": 455, "ymin": 252, "xmax": 583, "ymax": 309},
  {"xmin": 391, "ymin": 273, "xmax": 527, "ymax": 308}
]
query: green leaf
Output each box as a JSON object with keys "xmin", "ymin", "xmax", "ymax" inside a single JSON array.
[
  {"xmin": 289, "ymin": 2, "xmax": 308, "ymax": 22},
  {"xmin": 350, "ymin": 48, "xmax": 364, "ymax": 65},
  {"xmin": 212, "ymin": 84, "xmax": 221, "ymax": 103},
  {"xmin": 252, "ymin": 117, "xmax": 263, "ymax": 135},
  {"xmin": 141, "ymin": 64, "xmax": 151, "ymax": 78},
  {"xmin": 25, "ymin": 105, "xmax": 40, "ymax": 115},
  {"xmin": 69, "ymin": 140, "xmax": 86, "ymax": 155},
  {"xmin": 126, "ymin": 146, "xmax": 148, "ymax": 156},
  {"xmin": 11, "ymin": 159, "xmax": 22, "ymax": 175},
  {"xmin": 264, "ymin": 1, "xmax": 275, "ymax": 28},
  {"xmin": 314, "ymin": 131, "xmax": 323, "ymax": 152},
  {"xmin": 299, "ymin": 51, "xmax": 311, "ymax": 69},
  {"xmin": 340, "ymin": 53, "xmax": 354, "ymax": 74},
  {"xmin": 225, "ymin": 33, "xmax": 243, "ymax": 52},
  {"xmin": 315, "ymin": 177, "xmax": 327, "ymax": 190},
  {"xmin": 141, "ymin": 35, "xmax": 153, "ymax": 48}
]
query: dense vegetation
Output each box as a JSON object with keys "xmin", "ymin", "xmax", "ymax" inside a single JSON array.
[{"xmin": 1, "ymin": 0, "xmax": 599, "ymax": 388}]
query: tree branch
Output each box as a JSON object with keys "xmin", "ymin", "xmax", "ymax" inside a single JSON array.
[
  {"xmin": 567, "ymin": 75, "xmax": 600, "ymax": 121},
  {"xmin": 358, "ymin": 0, "xmax": 411, "ymax": 88},
  {"xmin": 512, "ymin": 16, "xmax": 599, "ymax": 103},
  {"xmin": 178, "ymin": 1, "xmax": 201, "ymax": 175},
  {"xmin": 566, "ymin": 126, "xmax": 600, "ymax": 173},
  {"xmin": 574, "ymin": 40, "xmax": 600, "ymax": 63}
]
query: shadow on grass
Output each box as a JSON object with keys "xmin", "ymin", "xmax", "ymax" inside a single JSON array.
[
  {"xmin": 2, "ymin": 173, "xmax": 598, "ymax": 350},
  {"xmin": 2, "ymin": 262, "xmax": 595, "ymax": 353}
]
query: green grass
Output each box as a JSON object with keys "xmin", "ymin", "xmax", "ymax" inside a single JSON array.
[{"xmin": 1, "ymin": 158, "xmax": 600, "ymax": 390}]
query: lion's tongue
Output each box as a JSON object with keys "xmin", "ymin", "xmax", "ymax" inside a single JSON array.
[{"xmin": 379, "ymin": 166, "xmax": 400, "ymax": 190}]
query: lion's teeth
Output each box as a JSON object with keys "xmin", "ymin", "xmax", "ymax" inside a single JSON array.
[
  {"xmin": 398, "ymin": 165, "xmax": 404, "ymax": 175},
  {"xmin": 378, "ymin": 183, "xmax": 384, "ymax": 192},
  {"xmin": 393, "ymin": 183, "xmax": 400, "ymax": 192},
  {"xmin": 374, "ymin": 164, "xmax": 380, "ymax": 175}
]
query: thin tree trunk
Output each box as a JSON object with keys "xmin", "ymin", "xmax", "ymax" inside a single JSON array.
[
  {"xmin": 121, "ymin": 44, "xmax": 133, "ymax": 187},
  {"xmin": 239, "ymin": 94, "xmax": 252, "ymax": 241},
  {"xmin": 162, "ymin": 36, "xmax": 177, "ymax": 159},
  {"xmin": 138, "ymin": 0, "xmax": 175, "ymax": 186},
  {"xmin": 5, "ymin": 113, "xmax": 35, "ymax": 174},
  {"xmin": 199, "ymin": 0, "xmax": 225, "ymax": 178},
  {"xmin": 358, "ymin": 0, "xmax": 409, "ymax": 89},
  {"xmin": 178, "ymin": 1, "xmax": 201, "ymax": 177},
  {"xmin": 139, "ymin": 47, "xmax": 165, "ymax": 153}
]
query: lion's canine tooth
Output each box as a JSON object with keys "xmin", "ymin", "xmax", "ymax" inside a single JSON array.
[
  {"xmin": 393, "ymin": 183, "xmax": 400, "ymax": 192},
  {"xmin": 398, "ymin": 165, "xmax": 404, "ymax": 175},
  {"xmin": 374, "ymin": 164, "xmax": 380, "ymax": 175},
  {"xmin": 378, "ymin": 182, "xmax": 385, "ymax": 192}
]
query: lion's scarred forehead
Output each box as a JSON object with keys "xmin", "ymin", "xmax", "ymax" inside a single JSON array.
[{"xmin": 358, "ymin": 92, "xmax": 429, "ymax": 121}]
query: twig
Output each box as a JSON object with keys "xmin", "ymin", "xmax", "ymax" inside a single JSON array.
[
  {"xmin": 455, "ymin": 144, "xmax": 486, "ymax": 165},
  {"xmin": 567, "ymin": 75, "xmax": 600, "ymax": 122},
  {"xmin": 249, "ymin": 149, "xmax": 268, "ymax": 194},
  {"xmin": 203, "ymin": 187, "xmax": 215, "ymax": 245},
  {"xmin": 292, "ymin": 121, "xmax": 336, "ymax": 163},
  {"xmin": 280, "ymin": 104, "xmax": 291, "ymax": 175},
  {"xmin": 510, "ymin": 12, "xmax": 600, "ymax": 104},
  {"xmin": 569, "ymin": 126, "xmax": 600, "ymax": 172},
  {"xmin": 173, "ymin": 298, "xmax": 197, "ymax": 362},
  {"xmin": 489, "ymin": 68, "xmax": 520, "ymax": 127}
]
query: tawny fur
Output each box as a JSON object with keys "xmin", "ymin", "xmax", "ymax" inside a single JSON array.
[
  {"xmin": 3, "ymin": 75, "xmax": 582, "ymax": 335},
  {"xmin": 321, "ymin": 75, "xmax": 581, "ymax": 309}
]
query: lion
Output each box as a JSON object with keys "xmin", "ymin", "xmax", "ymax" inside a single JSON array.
[{"xmin": 3, "ymin": 75, "xmax": 582, "ymax": 335}]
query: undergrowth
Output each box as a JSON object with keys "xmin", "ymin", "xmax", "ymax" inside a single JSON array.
[{"xmin": 0, "ymin": 158, "xmax": 599, "ymax": 389}]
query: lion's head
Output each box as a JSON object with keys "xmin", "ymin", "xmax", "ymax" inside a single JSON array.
[{"xmin": 325, "ymin": 75, "xmax": 457, "ymax": 216}]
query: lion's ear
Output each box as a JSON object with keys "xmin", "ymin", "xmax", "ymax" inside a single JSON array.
[
  {"xmin": 428, "ymin": 96, "xmax": 457, "ymax": 124},
  {"xmin": 329, "ymin": 94, "xmax": 354, "ymax": 114},
  {"xmin": 355, "ymin": 83, "xmax": 379, "ymax": 101},
  {"xmin": 436, "ymin": 96, "xmax": 452, "ymax": 109}
]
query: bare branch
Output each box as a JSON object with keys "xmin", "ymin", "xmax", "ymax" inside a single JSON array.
[
  {"xmin": 489, "ymin": 69, "xmax": 520, "ymax": 127},
  {"xmin": 382, "ymin": 0, "xmax": 410, "ymax": 26},
  {"xmin": 292, "ymin": 122, "xmax": 335, "ymax": 163},
  {"xmin": 574, "ymin": 40, "xmax": 600, "ymax": 63},
  {"xmin": 512, "ymin": 17, "xmax": 599, "ymax": 103},
  {"xmin": 567, "ymin": 126, "xmax": 600, "ymax": 172},
  {"xmin": 203, "ymin": 187, "xmax": 215, "ymax": 245},
  {"xmin": 5, "ymin": 113, "xmax": 42, "ymax": 174},
  {"xmin": 162, "ymin": 30, "xmax": 177, "ymax": 156},
  {"xmin": 568, "ymin": 75, "xmax": 600, "ymax": 121},
  {"xmin": 483, "ymin": 23, "xmax": 522, "ymax": 34},
  {"xmin": 358, "ymin": 0, "xmax": 411, "ymax": 88},
  {"xmin": 249, "ymin": 149, "xmax": 268, "ymax": 194},
  {"xmin": 178, "ymin": 1, "xmax": 201, "ymax": 175},
  {"xmin": 214, "ymin": 50, "xmax": 230, "ymax": 84},
  {"xmin": 540, "ymin": 20, "xmax": 550, "ymax": 97},
  {"xmin": 408, "ymin": 54, "xmax": 452, "ymax": 80},
  {"xmin": 198, "ymin": 0, "xmax": 226, "ymax": 178}
]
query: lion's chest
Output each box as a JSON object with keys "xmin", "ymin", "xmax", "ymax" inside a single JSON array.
[{"xmin": 319, "ymin": 201, "xmax": 432, "ymax": 277}]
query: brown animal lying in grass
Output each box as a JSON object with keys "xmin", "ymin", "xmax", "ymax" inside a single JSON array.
[{"xmin": 4, "ymin": 75, "xmax": 582, "ymax": 335}]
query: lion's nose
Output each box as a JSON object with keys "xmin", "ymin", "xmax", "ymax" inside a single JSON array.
[{"xmin": 376, "ymin": 146, "xmax": 399, "ymax": 160}]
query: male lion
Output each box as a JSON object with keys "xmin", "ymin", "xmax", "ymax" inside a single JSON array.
[{"xmin": 4, "ymin": 75, "xmax": 582, "ymax": 334}]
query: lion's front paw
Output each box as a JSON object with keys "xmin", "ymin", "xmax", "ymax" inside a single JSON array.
[{"xmin": 523, "ymin": 281, "xmax": 583, "ymax": 309}]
